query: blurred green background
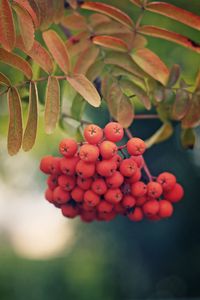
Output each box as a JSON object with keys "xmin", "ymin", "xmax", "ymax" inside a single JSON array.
[{"xmin": 0, "ymin": 0, "xmax": 200, "ymax": 299}]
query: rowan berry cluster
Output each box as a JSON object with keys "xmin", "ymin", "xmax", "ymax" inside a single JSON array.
[{"xmin": 40, "ymin": 122, "xmax": 184, "ymax": 223}]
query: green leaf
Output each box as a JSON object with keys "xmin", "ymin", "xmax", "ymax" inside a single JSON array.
[
  {"xmin": 0, "ymin": 0, "xmax": 16, "ymax": 51},
  {"xmin": 0, "ymin": 72, "xmax": 11, "ymax": 86},
  {"xmin": 7, "ymin": 87, "xmax": 23, "ymax": 155},
  {"xmin": 181, "ymin": 128, "xmax": 196, "ymax": 150},
  {"xmin": 104, "ymin": 52, "xmax": 147, "ymax": 79},
  {"xmin": 66, "ymin": 74, "xmax": 101, "ymax": 107},
  {"xmin": 172, "ymin": 89, "xmax": 190, "ymax": 121},
  {"xmin": 167, "ymin": 64, "xmax": 180, "ymax": 87},
  {"xmin": 73, "ymin": 46, "xmax": 99, "ymax": 75},
  {"xmin": 0, "ymin": 48, "xmax": 32, "ymax": 79},
  {"xmin": 92, "ymin": 35, "xmax": 128, "ymax": 52},
  {"xmin": 12, "ymin": 2, "xmax": 35, "ymax": 51},
  {"xmin": 146, "ymin": 2, "xmax": 200, "ymax": 31},
  {"xmin": 181, "ymin": 93, "xmax": 200, "ymax": 128},
  {"xmin": 145, "ymin": 122, "xmax": 173, "ymax": 148},
  {"xmin": 44, "ymin": 76, "xmax": 60, "ymax": 134},
  {"xmin": 120, "ymin": 79, "xmax": 151, "ymax": 110},
  {"xmin": 43, "ymin": 29, "xmax": 70, "ymax": 74},
  {"xmin": 195, "ymin": 69, "xmax": 200, "ymax": 92},
  {"xmin": 131, "ymin": 48, "xmax": 169, "ymax": 86},
  {"xmin": 153, "ymin": 83, "xmax": 165, "ymax": 103},
  {"xmin": 71, "ymin": 94, "xmax": 86, "ymax": 120},
  {"xmin": 22, "ymin": 82, "xmax": 38, "ymax": 151},
  {"xmin": 81, "ymin": 1, "xmax": 134, "ymax": 29},
  {"xmin": 107, "ymin": 82, "xmax": 134, "ymax": 128}
]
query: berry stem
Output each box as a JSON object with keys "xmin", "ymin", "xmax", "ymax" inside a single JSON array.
[
  {"xmin": 125, "ymin": 128, "xmax": 154, "ymax": 182},
  {"xmin": 134, "ymin": 114, "xmax": 159, "ymax": 120}
]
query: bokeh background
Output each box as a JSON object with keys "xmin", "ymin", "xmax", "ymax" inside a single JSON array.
[{"xmin": 0, "ymin": 0, "xmax": 200, "ymax": 299}]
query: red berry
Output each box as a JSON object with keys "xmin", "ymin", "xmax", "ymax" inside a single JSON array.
[
  {"xmin": 59, "ymin": 139, "xmax": 78, "ymax": 157},
  {"xmin": 77, "ymin": 177, "xmax": 93, "ymax": 190},
  {"xmin": 111, "ymin": 154, "xmax": 122, "ymax": 167},
  {"xmin": 80, "ymin": 211, "xmax": 96, "ymax": 222},
  {"xmin": 61, "ymin": 204, "xmax": 79, "ymax": 218},
  {"xmin": 159, "ymin": 200, "xmax": 174, "ymax": 218},
  {"xmin": 45, "ymin": 188, "xmax": 54, "ymax": 203},
  {"xmin": 96, "ymin": 159, "xmax": 117, "ymax": 177},
  {"xmin": 91, "ymin": 178, "xmax": 107, "ymax": 195},
  {"xmin": 131, "ymin": 181, "xmax": 147, "ymax": 197},
  {"xmin": 81, "ymin": 202, "xmax": 96, "ymax": 212},
  {"xmin": 106, "ymin": 171, "xmax": 124, "ymax": 188},
  {"xmin": 104, "ymin": 188, "xmax": 123, "ymax": 204},
  {"xmin": 97, "ymin": 211, "xmax": 116, "ymax": 222},
  {"xmin": 119, "ymin": 158, "xmax": 137, "ymax": 177},
  {"xmin": 47, "ymin": 175, "xmax": 58, "ymax": 190},
  {"xmin": 71, "ymin": 186, "xmax": 84, "ymax": 203},
  {"xmin": 135, "ymin": 196, "xmax": 147, "ymax": 207},
  {"xmin": 84, "ymin": 190, "xmax": 100, "ymax": 207},
  {"xmin": 156, "ymin": 172, "xmax": 176, "ymax": 191},
  {"xmin": 53, "ymin": 186, "xmax": 70, "ymax": 204},
  {"xmin": 128, "ymin": 207, "xmax": 143, "ymax": 221},
  {"xmin": 104, "ymin": 122, "xmax": 124, "ymax": 142},
  {"xmin": 99, "ymin": 140, "xmax": 118, "ymax": 159},
  {"xmin": 84, "ymin": 124, "xmax": 103, "ymax": 144},
  {"xmin": 127, "ymin": 137, "xmax": 146, "ymax": 156},
  {"xmin": 79, "ymin": 144, "xmax": 99, "ymax": 163},
  {"xmin": 147, "ymin": 182, "xmax": 163, "ymax": 198},
  {"xmin": 60, "ymin": 156, "xmax": 79, "ymax": 175},
  {"xmin": 143, "ymin": 200, "xmax": 160, "ymax": 216},
  {"xmin": 76, "ymin": 160, "xmax": 95, "ymax": 178},
  {"xmin": 97, "ymin": 201, "xmax": 113, "ymax": 213},
  {"xmin": 114, "ymin": 202, "xmax": 126, "ymax": 215},
  {"xmin": 58, "ymin": 175, "xmax": 76, "ymax": 191},
  {"xmin": 122, "ymin": 195, "xmax": 136, "ymax": 208},
  {"xmin": 163, "ymin": 183, "xmax": 184, "ymax": 203}
]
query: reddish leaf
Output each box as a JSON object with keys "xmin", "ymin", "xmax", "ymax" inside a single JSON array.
[
  {"xmin": 132, "ymin": 34, "xmax": 147, "ymax": 50},
  {"xmin": 138, "ymin": 26, "xmax": 200, "ymax": 54},
  {"xmin": 28, "ymin": 0, "xmax": 41, "ymax": 27},
  {"xmin": 67, "ymin": 74, "xmax": 101, "ymax": 108},
  {"xmin": 45, "ymin": 76, "xmax": 60, "ymax": 134},
  {"xmin": 12, "ymin": 3, "xmax": 35, "ymax": 51},
  {"xmin": 81, "ymin": 2, "xmax": 134, "ymax": 29},
  {"xmin": 172, "ymin": 89, "xmax": 190, "ymax": 121},
  {"xmin": 0, "ymin": 0, "xmax": 16, "ymax": 51},
  {"xmin": 92, "ymin": 35, "xmax": 128, "ymax": 52},
  {"xmin": 22, "ymin": 81, "xmax": 38, "ymax": 151},
  {"xmin": 131, "ymin": 48, "xmax": 169, "ymax": 85},
  {"xmin": 181, "ymin": 93, "xmax": 200, "ymax": 128},
  {"xmin": 7, "ymin": 87, "xmax": 23, "ymax": 155},
  {"xmin": 0, "ymin": 48, "xmax": 32, "ymax": 79},
  {"xmin": 16, "ymin": 37, "xmax": 53, "ymax": 74},
  {"xmin": 67, "ymin": 0, "xmax": 77, "ymax": 9},
  {"xmin": 146, "ymin": 2, "xmax": 200, "ymax": 31},
  {"xmin": 107, "ymin": 82, "xmax": 134, "ymax": 128},
  {"xmin": 43, "ymin": 30, "xmax": 70, "ymax": 74},
  {"xmin": 61, "ymin": 13, "xmax": 87, "ymax": 30},
  {"xmin": 94, "ymin": 20, "xmax": 131, "ymax": 35},
  {"xmin": 0, "ymin": 72, "xmax": 11, "ymax": 86},
  {"xmin": 73, "ymin": 46, "xmax": 99, "ymax": 75},
  {"xmin": 13, "ymin": 0, "xmax": 40, "ymax": 28},
  {"xmin": 66, "ymin": 31, "xmax": 91, "ymax": 58},
  {"xmin": 86, "ymin": 60, "xmax": 104, "ymax": 82},
  {"xmin": 89, "ymin": 13, "xmax": 111, "ymax": 27},
  {"xmin": 120, "ymin": 79, "xmax": 151, "ymax": 110}
]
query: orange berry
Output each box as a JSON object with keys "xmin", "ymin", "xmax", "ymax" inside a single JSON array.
[
  {"xmin": 99, "ymin": 140, "xmax": 118, "ymax": 159},
  {"xmin": 97, "ymin": 201, "xmax": 113, "ymax": 213},
  {"xmin": 104, "ymin": 122, "xmax": 124, "ymax": 142},
  {"xmin": 45, "ymin": 188, "xmax": 54, "ymax": 203},
  {"xmin": 147, "ymin": 182, "xmax": 163, "ymax": 198},
  {"xmin": 131, "ymin": 181, "xmax": 147, "ymax": 197},
  {"xmin": 104, "ymin": 188, "xmax": 123, "ymax": 204},
  {"xmin": 158, "ymin": 200, "xmax": 174, "ymax": 218},
  {"xmin": 96, "ymin": 159, "xmax": 117, "ymax": 177},
  {"xmin": 77, "ymin": 177, "xmax": 93, "ymax": 190},
  {"xmin": 119, "ymin": 158, "xmax": 137, "ymax": 177},
  {"xmin": 157, "ymin": 172, "xmax": 176, "ymax": 191},
  {"xmin": 127, "ymin": 137, "xmax": 146, "ymax": 156},
  {"xmin": 111, "ymin": 154, "xmax": 123, "ymax": 167},
  {"xmin": 61, "ymin": 204, "xmax": 79, "ymax": 218},
  {"xmin": 47, "ymin": 174, "xmax": 58, "ymax": 190},
  {"xmin": 163, "ymin": 183, "xmax": 184, "ymax": 203},
  {"xmin": 58, "ymin": 175, "xmax": 76, "ymax": 191},
  {"xmin": 60, "ymin": 156, "xmax": 79, "ymax": 175},
  {"xmin": 79, "ymin": 144, "xmax": 99, "ymax": 163},
  {"xmin": 71, "ymin": 186, "xmax": 84, "ymax": 203},
  {"xmin": 84, "ymin": 124, "xmax": 103, "ymax": 144},
  {"xmin": 122, "ymin": 195, "xmax": 136, "ymax": 208},
  {"xmin": 128, "ymin": 207, "xmax": 143, "ymax": 222},
  {"xmin": 106, "ymin": 171, "xmax": 124, "ymax": 188},
  {"xmin": 143, "ymin": 199, "xmax": 160, "ymax": 216},
  {"xmin": 53, "ymin": 186, "xmax": 70, "ymax": 204},
  {"xmin": 59, "ymin": 139, "xmax": 78, "ymax": 157},
  {"xmin": 91, "ymin": 178, "xmax": 107, "ymax": 195},
  {"xmin": 130, "ymin": 155, "xmax": 144, "ymax": 168},
  {"xmin": 84, "ymin": 190, "xmax": 100, "ymax": 207},
  {"xmin": 76, "ymin": 160, "xmax": 95, "ymax": 178},
  {"xmin": 40, "ymin": 155, "xmax": 54, "ymax": 174},
  {"xmin": 126, "ymin": 168, "xmax": 141, "ymax": 184}
]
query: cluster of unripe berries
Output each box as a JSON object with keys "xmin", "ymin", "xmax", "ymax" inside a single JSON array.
[{"xmin": 40, "ymin": 122, "xmax": 184, "ymax": 223}]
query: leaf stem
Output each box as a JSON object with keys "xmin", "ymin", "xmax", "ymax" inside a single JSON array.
[{"xmin": 125, "ymin": 128, "xmax": 154, "ymax": 182}]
